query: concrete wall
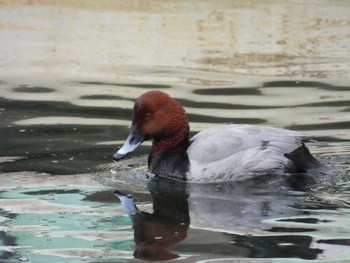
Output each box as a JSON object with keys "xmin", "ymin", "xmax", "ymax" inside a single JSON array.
[{"xmin": 0, "ymin": 0, "xmax": 350, "ymax": 83}]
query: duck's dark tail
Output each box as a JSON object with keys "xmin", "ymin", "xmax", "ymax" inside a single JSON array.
[{"xmin": 285, "ymin": 144, "xmax": 335, "ymax": 176}]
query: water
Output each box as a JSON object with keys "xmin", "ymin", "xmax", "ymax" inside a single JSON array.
[{"xmin": 1, "ymin": 1, "xmax": 350, "ymax": 262}]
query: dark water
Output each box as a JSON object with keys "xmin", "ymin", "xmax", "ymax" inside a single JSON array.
[{"xmin": 0, "ymin": 77, "xmax": 350, "ymax": 262}]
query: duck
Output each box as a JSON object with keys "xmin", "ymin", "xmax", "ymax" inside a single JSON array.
[{"xmin": 113, "ymin": 90, "xmax": 331, "ymax": 182}]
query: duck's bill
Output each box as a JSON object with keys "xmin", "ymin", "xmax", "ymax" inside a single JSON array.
[{"xmin": 113, "ymin": 126, "xmax": 145, "ymax": 161}]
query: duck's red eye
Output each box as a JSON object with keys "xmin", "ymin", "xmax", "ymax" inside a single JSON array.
[{"xmin": 145, "ymin": 113, "xmax": 151, "ymax": 120}]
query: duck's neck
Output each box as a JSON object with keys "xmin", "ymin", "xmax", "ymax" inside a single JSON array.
[
  {"xmin": 152, "ymin": 135, "xmax": 190, "ymax": 153},
  {"xmin": 151, "ymin": 122, "xmax": 190, "ymax": 153},
  {"xmin": 149, "ymin": 125, "xmax": 190, "ymax": 180}
]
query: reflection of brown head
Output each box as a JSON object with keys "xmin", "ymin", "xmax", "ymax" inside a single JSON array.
[
  {"xmin": 134, "ymin": 218, "xmax": 189, "ymax": 261},
  {"xmin": 132, "ymin": 181, "xmax": 190, "ymax": 261},
  {"xmin": 134, "ymin": 244, "xmax": 179, "ymax": 261}
]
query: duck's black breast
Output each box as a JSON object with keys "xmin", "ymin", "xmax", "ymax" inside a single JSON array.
[{"xmin": 148, "ymin": 145, "xmax": 190, "ymax": 181}]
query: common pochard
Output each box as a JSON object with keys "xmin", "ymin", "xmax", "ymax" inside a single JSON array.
[{"xmin": 113, "ymin": 90, "xmax": 331, "ymax": 182}]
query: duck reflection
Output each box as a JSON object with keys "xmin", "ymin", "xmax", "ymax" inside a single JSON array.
[
  {"xmin": 115, "ymin": 176, "xmax": 323, "ymax": 261},
  {"xmin": 187, "ymin": 176, "xmax": 304, "ymax": 231},
  {"xmin": 115, "ymin": 179, "xmax": 189, "ymax": 261}
]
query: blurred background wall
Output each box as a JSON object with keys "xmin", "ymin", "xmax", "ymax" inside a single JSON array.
[{"xmin": 0, "ymin": 0, "xmax": 350, "ymax": 83}]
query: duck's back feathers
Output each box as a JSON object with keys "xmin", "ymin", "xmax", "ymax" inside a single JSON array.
[{"xmin": 186, "ymin": 124, "xmax": 325, "ymax": 182}]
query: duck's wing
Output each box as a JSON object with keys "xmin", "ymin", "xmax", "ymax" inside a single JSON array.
[
  {"xmin": 188, "ymin": 124, "xmax": 310, "ymax": 163},
  {"xmin": 186, "ymin": 124, "xmax": 315, "ymax": 181}
]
